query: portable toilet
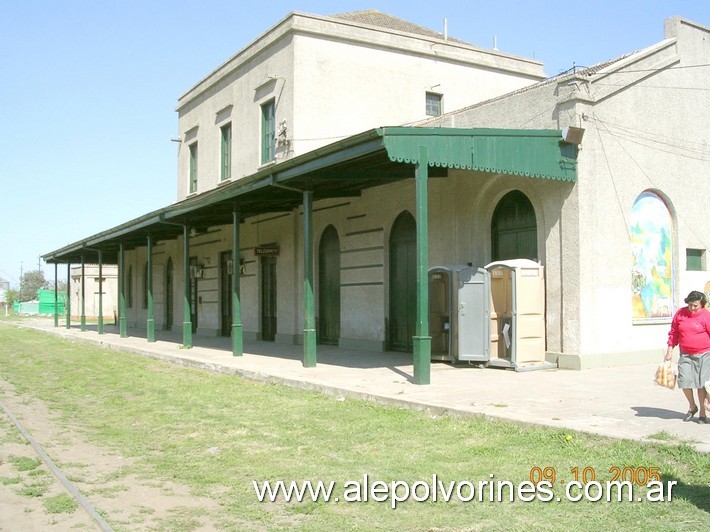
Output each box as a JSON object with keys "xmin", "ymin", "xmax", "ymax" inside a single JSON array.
[
  {"xmin": 429, "ymin": 265, "xmax": 489, "ymax": 364},
  {"xmin": 484, "ymin": 259, "xmax": 553, "ymax": 371}
]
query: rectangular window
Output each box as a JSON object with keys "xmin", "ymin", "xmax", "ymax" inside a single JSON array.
[
  {"xmin": 686, "ymin": 248, "xmax": 705, "ymax": 271},
  {"xmin": 189, "ymin": 142, "xmax": 198, "ymax": 193},
  {"xmin": 261, "ymin": 100, "xmax": 275, "ymax": 164},
  {"xmin": 425, "ymin": 92, "xmax": 442, "ymax": 117},
  {"xmin": 220, "ymin": 123, "xmax": 232, "ymax": 181}
]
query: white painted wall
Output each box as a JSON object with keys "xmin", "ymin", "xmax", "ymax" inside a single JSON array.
[
  {"xmin": 174, "ymin": 11, "xmax": 544, "ymax": 202},
  {"xmin": 69, "ymin": 265, "xmax": 118, "ymax": 320},
  {"xmin": 423, "ymin": 18, "xmax": 710, "ymax": 366}
]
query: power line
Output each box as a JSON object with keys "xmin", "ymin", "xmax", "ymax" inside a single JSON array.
[
  {"xmin": 591, "ymin": 117, "xmax": 710, "ymax": 160},
  {"xmin": 593, "ymin": 113, "xmax": 709, "ymax": 250}
]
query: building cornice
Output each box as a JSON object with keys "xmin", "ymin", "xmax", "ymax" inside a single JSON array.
[{"xmin": 176, "ymin": 11, "xmax": 544, "ymax": 112}]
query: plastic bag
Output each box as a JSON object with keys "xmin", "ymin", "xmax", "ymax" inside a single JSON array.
[{"xmin": 655, "ymin": 361, "xmax": 676, "ymax": 389}]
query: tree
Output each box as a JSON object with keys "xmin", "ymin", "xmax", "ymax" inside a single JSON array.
[
  {"xmin": 5, "ymin": 288, "xmax": 20, "ymax": 308},
  {"xmin": 19, "ymin": 270, "xmax": 51, "ymax": 302}
]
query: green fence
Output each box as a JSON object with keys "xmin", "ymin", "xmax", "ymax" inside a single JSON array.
[{"xmin": 14, "ymin": 289, "xmax": 67, "ymax": 315}]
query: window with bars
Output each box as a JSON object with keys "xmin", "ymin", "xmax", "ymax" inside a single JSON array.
[{"xmin": 425, "ymin": 92, "xmax": 442, "ymax": 117}]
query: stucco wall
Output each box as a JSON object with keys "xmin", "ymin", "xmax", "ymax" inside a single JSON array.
[
  {"xmin": 422, "ymin": 18, "xmax": 710, "ymax": 365},
  {"xmin": 69, "ymin": 265, "xmax": 118, "ymax": 320},
  {"xmin": 175, "ymin": 12, "xmax": 545, "ymax": 203}
]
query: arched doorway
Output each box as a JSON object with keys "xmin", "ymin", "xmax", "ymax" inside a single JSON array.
[
  {"xmin": 491, "ymin": 191, "xmax": 538, "ymax": 261},
  {"xmin": 165, "ymin": 258, "xmax": 173, "ymax": 330},
  {"xmin": 388, "ymin": 211, "xmax": 416, "ymax": 352},
  {"xmin": 318, "ymin": 225, "xmax": 340, "ymax": 345}
]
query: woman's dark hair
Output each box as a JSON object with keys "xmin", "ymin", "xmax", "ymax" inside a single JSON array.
[{"xmin": 684, "ymin": 290, "xmax": 707, "ymax": 307}]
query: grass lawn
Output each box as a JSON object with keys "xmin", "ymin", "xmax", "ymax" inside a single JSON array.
[{"xmin": 0, "ymin": 323, "xmax": 708, "ymax": 530}]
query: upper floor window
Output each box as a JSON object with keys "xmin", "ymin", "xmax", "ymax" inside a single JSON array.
[
  {"xmin": 425, "ymin": 92, "xmax": 442, "ymax": 117},
  {"xmin": 220, "ymin": 123, "xmax": 232, "ymax": 181},
  {"xmin": 261, "ymin": 100, "xmax": 275, "ymax": 164},
  {"xmin": 189, "ymin": 142, "xmax": 198, "ymax": 193}
]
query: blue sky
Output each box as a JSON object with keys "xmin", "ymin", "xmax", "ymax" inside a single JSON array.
[{"xmin": 1, "ymin": 0, "xmax": 707, "ymax": 287}]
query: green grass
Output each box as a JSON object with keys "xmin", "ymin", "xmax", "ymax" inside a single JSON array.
[
  {"xmin": 15, "ymin": 482, "xmax": 49, "ymax": 497},
  {"xmin": 0, "ymin": 323, "xmax": 709, "ymax": 530},
  {"xmin": 10, "ymin": 456, "xmax": 41, "ymax": 472},
  {"xmin": 43, "ymin": 493, "xmax": 78, "ymax": 514}
]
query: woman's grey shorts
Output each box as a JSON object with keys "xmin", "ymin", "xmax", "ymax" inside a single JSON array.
[{"xmin": 677, "ymin": 352, "xmax": 710, "ymax": 389}]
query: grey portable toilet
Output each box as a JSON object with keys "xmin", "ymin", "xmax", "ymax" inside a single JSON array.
[
  {"xmin": 484, "ymin": 259, "xmax": 553, "ymax": 371},
  {"xmin": 429, "ymin": 265, "xmax": 489, "ymax": 364}
]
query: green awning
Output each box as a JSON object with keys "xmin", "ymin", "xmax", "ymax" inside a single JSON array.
[
  {"xmin": 43, "ymin": 126, "xmax": 578, "ymax": 264},
  {"xmin": 381, "ymin": 127, "xmax": 577, "ymax": 181}
]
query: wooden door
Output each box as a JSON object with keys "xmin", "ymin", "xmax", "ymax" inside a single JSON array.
[
  {"xmin": 165, "ymin": 258, "xmax": 173, "ymax": 330},
  {"xmin": 261, "ymin": 256, "xmax": 277, "ymax": 341},
  {"xmin": 318, "ymin": 226, "xmax": 340, "ymax": 345},
  {"xmin": 220, "ymin": 251, "xmax": 232, "ymax": 336},
  {"xmin": 388, "ymin": 212, "xmax": 416, "ymax": 352}
]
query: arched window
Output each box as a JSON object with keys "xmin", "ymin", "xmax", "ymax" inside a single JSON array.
[
  {"xmin": 630, "ymin": 191, "xmax": 673, "ymax": 320},
  {"xmin": 491, "ymin": 191, "xmax": 537, "ymax": 261}
]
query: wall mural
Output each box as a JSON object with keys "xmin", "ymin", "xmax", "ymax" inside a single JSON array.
[{"xmin": 630, "ymin": 191, "xmax": 673, "ymax": 321}]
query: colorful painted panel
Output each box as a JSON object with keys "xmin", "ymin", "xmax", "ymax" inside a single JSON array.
[{"xmin": 631, "ymin": 192, "xmax": 673, "ymax": 320}]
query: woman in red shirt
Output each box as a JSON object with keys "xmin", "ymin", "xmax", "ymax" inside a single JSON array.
[{"xmin": 665, "ymin": 291, "xmax": 710, "ymax": 424}]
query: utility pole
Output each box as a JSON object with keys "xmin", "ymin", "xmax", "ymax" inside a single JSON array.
[{"xmin": 19, "ymin": 262, "xmax": 23, "ymax": 300}]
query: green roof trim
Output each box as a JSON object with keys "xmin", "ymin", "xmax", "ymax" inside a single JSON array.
[
  {"xmin": 43, "ymin": 126, "xmax": 578, "ymax": 263},
  {"xmin": 380, "ymin": 127, "xmax": 577, "ymax": 181}
]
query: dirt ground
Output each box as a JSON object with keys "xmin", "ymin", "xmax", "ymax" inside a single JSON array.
[{"xmin": 0, "ymin": 378, "xmax": 224, "ymax": 531}]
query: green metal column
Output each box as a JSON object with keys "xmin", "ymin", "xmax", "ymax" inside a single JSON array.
[
  {"xmin": 232, "ymin": 206, "xmax": 243, "ymax": 356},
  {"xmin": 65, "ymin": 263, "xmax": 71, "ymax": 329},
  {"xmin": 303, "ymin": 191, "xmax": 317, "ymax": 367},
  {"xmin": 182, "ymin": 225, "xmax": 192, "ymax": 348},
  {"xmin": 80, "ymin": 254, "xmax": 86, "ymax": 332},
  {"xmin": 98, "ymin": 250, "xmax": 104, "ymax": 335},
  {"xmin": 53, "ymin": 263, "xmax": 58, "ymax": 327},
  {"xmin": 119, "ymin": 244, "xmax": 127, "ymax": 337},
  {"xmin": 147, "ymin": 235, "xmax": 155, "ymax": 342},
  {"xmin": 413, "ymin": 146, "xmax": 431, "ymax": 385}
]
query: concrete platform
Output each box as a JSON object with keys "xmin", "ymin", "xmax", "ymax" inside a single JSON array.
[{"xmin": 12, "ymin": 318, "xmax": 710, "ymax": 453}]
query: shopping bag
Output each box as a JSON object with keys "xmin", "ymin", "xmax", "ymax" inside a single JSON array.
[{"xmin": 655, "ymin": 361, "xmax": 676, "ymax": 389}]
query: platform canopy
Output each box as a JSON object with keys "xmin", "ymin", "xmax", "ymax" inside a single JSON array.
[{"xmin": 43, "ymin": 127, "xmax": 577, "ymax": 264}]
